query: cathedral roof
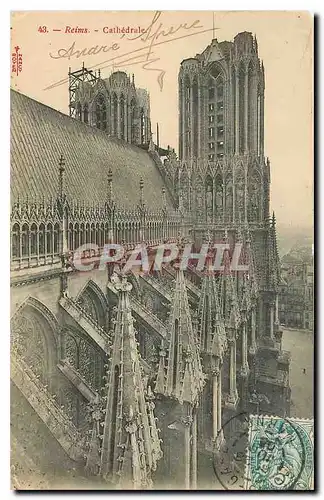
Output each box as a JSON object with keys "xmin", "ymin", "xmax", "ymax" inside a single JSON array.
[{"xmin": 11, "ymin": 90, "xmax": 172, "ymax": 210}]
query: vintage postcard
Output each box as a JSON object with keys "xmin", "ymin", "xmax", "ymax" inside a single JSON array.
[{"xmin": 10, "ymin": 10, "xmax": 314, "ymax": 490}]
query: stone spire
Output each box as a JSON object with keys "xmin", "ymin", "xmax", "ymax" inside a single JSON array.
[
  {"xmin": 271, "ymin": 211, "xmax": 281, "ymax": 287},
  {"xmin": 99, "ymin": 275, "xmax": 162, "ymax": 489},
  {"xmin": 156, "ymin": 264, "xmax": 205, "ymax": 405},
  {"xmin": 197, "ymin": 269, "xmax": 227, "ymax": 361},
  {"xmin": 267, "ymin": 212, "xmax": 280, "ymax": 291}
]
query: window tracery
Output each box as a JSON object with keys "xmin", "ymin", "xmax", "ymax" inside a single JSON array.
[
  {"xmin": 207, "ymin": 64, "xmax": 225, "ymax": 158},
  {"xmin": 248, "ymin": 170, "xmax": 261, "ymax": 222},
  {"xmin": 95, "ymin": 94, "xmax": 107, "ymax": 131},
  {"xmin": 64, "ymin": 328, "xmax": 104, "ymax": 392}
]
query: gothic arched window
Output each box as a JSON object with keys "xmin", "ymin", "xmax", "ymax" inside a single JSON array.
[
  {"xmin": 80, "ymin": 223, "xmax": 85, "ymax": 246},
  {"xmin": 78, "ymin": 340, "xmax": 97, "ymax": 388},
  {"xmin": 248, "ymin": 62, "xmax": 254, "ymax": 150},
  {"xmin": 85, "ymin": 223, "xmax": 90, "ymax": 244},
  {"xmin": 207, "ymin": 63, "xmax": 225, "ymax": 158},
  {"xmin": 248, "ymin": 169, "xmax": 261, "ymax": 222},
  {"xmin": 112, "ymin": 93, "xmax": 118, "ymax": 136},
  {"xmin": 83, "ymin": 103, "xmax": 89, "ymax": 124},
  {"xmin": 95, "ymin": 94, "xmax": 107, "ymax": 131},
  {"xmin": 64, "ymin": 331, "xmax": 104, "ymax": 392},
  {"xmin": 46, "ymin": 223, "xmax": 53, "ymax": 255},
  {"xmin": 68, "ymin": 223, "xmax": 74, "ymax": 251},
  {"xmin": 11, "ymin": 309, "xmax": 52, "ymax": 386},
  {"xmin": 120, "ymin": 94, "xmax": 125, "ymax": 141},
  {"xmin": 76, "ymin": 102, "xmax": 82, "ymax": 121},
  {"xmin": 184, "ymin": 75, "xmax": 191, "ymax": 157},
  {"xmin": 195, "ymin": 176, "xmax": 204, "ymax": 220},
  {"xmin": 12, "ymin": 223, "xmax": 20, "ymax": 259},
  {"xmin": 99, "ymin": 223, "xmax": 104, "ymax": 248},
  {"xmin": 236, "ymin": 173, "xmax": 245, "ymax": 220},
  {"xmin": 91, "ymin": 223, "xmax": 96, "ymax": 245},
  {"xmin": 140, "ymin": 107, "xmax": 145, "ymax": 144},
  {"xmin": 95, "ymin": 223, "xmax": 99, "ymax": 246},
  {"xmin": 130, "ymin": 98, "xmax": 136, "ymax": 143},
  {"xmin": 180, "ymin": 171, "xmax": 190, "ymax": 212},
  {"xmin": 192, "ymin": 78, "xmax": 199, "ymax": 158},
  {"xmin": 225, "ymin": 175, "xmax": 233, "ymax": 223},
  {"xmin": 232, "ymin": 66, "xmax": 237, "ymax": 153},
  {"xmin": 54, "ymin": 223, "xmax": 59, "ymax": 254},
  {"xmin": 21, "ymin": 224, "xmax": 29, "ymax": 257},
  {"xmin": 39, "ymin": 223, "xmax": 45, "ymax": 255},
  {"xmin": 74, "ymin": 223, "xmax": 79, "ymax": 249},
  {"xmin": 104, "ymin": 223, "xmax": 109, "ymax": 244},
  {"xmin": 238, "ymin": 63, "xmax": 245, "ymax": 153},
  {"xmin": 30, "ymin": 224, "xmax": 37, "ymax": 256},
  {"xmin": 215, "ymin": 174, "xmax": 223, "ymax": 220},
  {"xmin": 205, "ymin": 175, "xmax": 213, "ymax": 222}
]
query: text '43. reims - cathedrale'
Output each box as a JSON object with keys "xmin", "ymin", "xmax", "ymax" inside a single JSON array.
[{"xmin": 10, "ymin": 31, "xmax": 290, "ymax": 489}]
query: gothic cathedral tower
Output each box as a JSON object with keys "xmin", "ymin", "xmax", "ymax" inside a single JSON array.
[
  {"xmin": 178, "ymin": 32, "xmax": 269, "ymax": 228},
  {"xmin": 177, "ymin": 32, "xmax": 290, "ymax": 422}
]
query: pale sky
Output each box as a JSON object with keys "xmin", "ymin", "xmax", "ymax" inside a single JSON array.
[{"xmin": 11, "ymin": 11, "xmax": 313, "ymax": 228}]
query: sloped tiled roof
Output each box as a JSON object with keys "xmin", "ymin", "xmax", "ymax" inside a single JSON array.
[{"xmin": 10, "ymin": 90, "xmax": 172, "ymax": 209}]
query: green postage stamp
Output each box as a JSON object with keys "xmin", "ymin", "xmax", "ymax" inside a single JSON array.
[{"xmin": 245, "ymin": 415, "xmax": 314, "ymax": 490}]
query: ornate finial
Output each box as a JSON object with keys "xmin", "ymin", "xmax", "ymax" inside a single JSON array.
[
  {"xmin": 108, "ymin": 168, "xmax": 113, "ymax": 201},
  {"xmin": 162, "ymin": 186, "xmax": 166, "ymax": 207},
  {"xmin": 159, "ymin": 339, "xmax": 166, "ymax": 357},
  {"xmin": 98, "ymin": 68, "xmax": 101, "ymax": 78},
  {"xmin": 139, "ymin": 178, "xmax": 144, "ymax": 206},
  {"xmin": 272, "ymin": 211, "xmax": 276, "ymax": 226},
  {"xmin": 58, "ymin": 154, "xmax": 66, "ymax": 200},
  {"xmin": 132, "ymin": 74, "xmax": 135, "ymax": 85},
  {"xmin": 146, "ymin": 385, "xmax": 155, "ymax": 402}
]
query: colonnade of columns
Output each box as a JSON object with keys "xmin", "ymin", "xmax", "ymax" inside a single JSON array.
[
  {"xmin": 231, "ymin": 65, "xmax": 264, "ymax": 156},
  {"xmin": 78, "ymin": 95, "xmax": 150, "ymax": 145}
]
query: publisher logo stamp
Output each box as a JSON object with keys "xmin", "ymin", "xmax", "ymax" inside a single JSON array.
[{"xmin": 11, "ymin": 46, "xmax": 23, "ymax": 76}]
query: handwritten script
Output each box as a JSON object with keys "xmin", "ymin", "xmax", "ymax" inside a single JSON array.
[{"xmin": 47, "ymin": 11, "xmax": 216, "ymax": 91}]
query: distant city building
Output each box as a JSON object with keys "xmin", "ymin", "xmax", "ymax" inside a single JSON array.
[{"xmin": 279, "ymin": 248, "xmax": 314, "ymax": 330}]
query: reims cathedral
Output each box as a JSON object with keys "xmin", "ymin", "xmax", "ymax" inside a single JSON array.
[{"xmin": 10, "ymin": 32, "xmax": 291, "ymax": 489}]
